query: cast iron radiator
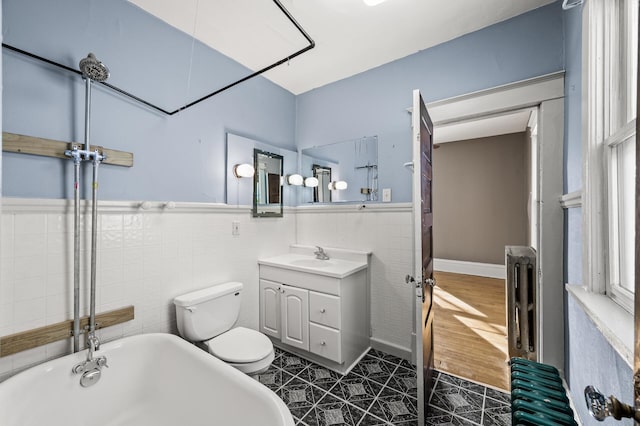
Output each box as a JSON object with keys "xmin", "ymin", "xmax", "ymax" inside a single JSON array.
[
  {"xmin": 510, "ymin": 358, "xmax": 577, "ymax": 425},
  {"xmin": 505, "ymin": 246, "xmax": 537, "ymax": 361}
]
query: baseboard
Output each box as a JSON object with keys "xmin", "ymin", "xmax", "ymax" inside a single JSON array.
[
  {"xmin": 434, "ymin": 258, "xmax": 505, "ymax": 279},
  {"xmin": 369, "ymin": 337, "xmax": 412, "ymax": 362}
]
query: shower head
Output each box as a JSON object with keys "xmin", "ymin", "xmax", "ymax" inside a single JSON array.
[{"xmin": 79, "ymin": 53, "xmax": 110, "ymax": 82}]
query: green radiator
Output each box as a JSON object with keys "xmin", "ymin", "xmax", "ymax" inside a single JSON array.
[{"xmin": 510, "ymin": 358, "xmax": 577, "ymax": 426}]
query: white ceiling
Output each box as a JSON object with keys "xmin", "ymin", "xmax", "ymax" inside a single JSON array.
[{"xmin": 129, "ymin": 0, "xmax": 556, "ymax": 95}]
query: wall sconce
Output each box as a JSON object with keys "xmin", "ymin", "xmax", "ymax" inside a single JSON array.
[
  {"xmin": 233, "ymin": 163, "xmax": 255, "ymax": 178},
  {"xmin": 304, "ymin": 177, "xmax": 319, "ymax": 187},
  {"xmin": 287, "ymin": 174, "xmax": 304, "ymax": 186},
  {"xmin": 328, "ymin": 180, "xmax": 348, "ymax": 190}
]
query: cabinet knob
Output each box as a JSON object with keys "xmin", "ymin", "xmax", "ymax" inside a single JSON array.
[
  {"xmin": 320, "ymin": 341, "xmax": 326, "ymax": 346},
  {"xmin": 320, "ymin": 308, "xmax": 326, "ymax": 313}
]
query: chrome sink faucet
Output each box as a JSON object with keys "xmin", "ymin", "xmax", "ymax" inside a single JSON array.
[{"xmin": 314, "ymin": 246, "xmax": 330, "ymax": 260}]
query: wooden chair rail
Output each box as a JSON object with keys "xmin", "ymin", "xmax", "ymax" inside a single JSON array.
[{"xmin": 0, "ymin": 306, "xmax": 134, "ymax": 357}]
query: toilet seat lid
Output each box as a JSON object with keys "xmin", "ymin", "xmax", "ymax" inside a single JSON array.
[{"xmin": 206, "ymin": 327, "xmax": 273, "ymax": 363}]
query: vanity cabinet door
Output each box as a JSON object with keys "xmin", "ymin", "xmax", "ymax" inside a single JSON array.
[
  {"xmin": 259, "ymin": 279, "xmax": 281, "ymax": 339},
  {"xmin": 280, "ymin": 285, "xmax": 309, "ymax": 351}
]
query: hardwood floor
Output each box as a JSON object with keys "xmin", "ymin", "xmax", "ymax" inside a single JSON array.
[{"xmin": 432, "ymin": 271, "xmax": 510, "ymax": 391}]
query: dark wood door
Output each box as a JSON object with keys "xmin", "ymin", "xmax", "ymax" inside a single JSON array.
[
  {"xmin": 411, "ymin": 89, "xmax": 434, "ymax": 422},
  {"xmin": 634, "ymin": 8, "xmax": 640, "ymax": 417}
]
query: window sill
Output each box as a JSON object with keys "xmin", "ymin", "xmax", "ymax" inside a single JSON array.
[{"xmin": 566, "ymin": 284, "xmax": 633, "ymax": 367}]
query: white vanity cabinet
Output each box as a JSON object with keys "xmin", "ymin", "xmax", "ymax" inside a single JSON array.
[
  {"xmin": 259, "ymin": 280, "xmax": 282, "ymax": 339},
  {"xmin": 280, "ymin": 284, "xmax": 309, "ymax": 350},
  {"xmin": 258, "ymin": 247, "xmax": 370, "ymax": 375}
]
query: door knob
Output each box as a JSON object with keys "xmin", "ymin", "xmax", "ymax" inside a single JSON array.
[
  {"xmin": 584, "ymin": 385, "xmax": 640, "ymax": 421},
  {"xmin": 425, "ymin": 278, "xmax": 436, "ymax": 287}
]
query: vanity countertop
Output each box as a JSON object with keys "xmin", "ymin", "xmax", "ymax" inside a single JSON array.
[{"xmin": 258, "ymin": 253, "xmax": 367, "ymax": 279}]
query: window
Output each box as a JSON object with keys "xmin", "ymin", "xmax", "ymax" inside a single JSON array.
[{"xmin": 584, "ymin": 0, "xmax": 637, "ymax": 312}]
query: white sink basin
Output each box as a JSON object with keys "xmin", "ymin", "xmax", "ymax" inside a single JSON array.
[
  {"xmin": 290, "ymin": 258, "xmax": 332, "ymax": 268},
  {"xmin": 258, "ymin": 253, "xmax": 367, "ymax": 278}
]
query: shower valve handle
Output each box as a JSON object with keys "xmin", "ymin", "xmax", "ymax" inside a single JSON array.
[{"xmin": 97, "ymin": 357, "xmax": 109, "ymax": 368}]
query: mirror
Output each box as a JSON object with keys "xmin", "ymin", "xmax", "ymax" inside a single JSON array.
[
  {"xmin": 312, "ymin": 165, "xmax": 332, "ymax": 203},
  {"xmin": 253, "ymin": 149, "xmax": 283, "ymax": 217},
  {"xmin": 226, "ymin": 132, "xmax": 296, "ymax": 215},
  {"xmin": 4, "ymin": 0, "xmax": 311, "ymax": 114},
  {"xmin": 301, "ymin": 136, "xmax": 379, "ymax": 203}
]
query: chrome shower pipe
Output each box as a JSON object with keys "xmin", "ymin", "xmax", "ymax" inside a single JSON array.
[
  {"xmin": 88, "ymin": 151, "xmax": 105, "ymax": 335},
  {"xmin": 71, "ymin": 151, "xmax": 81, "ymax": 352},
  {"xmin": 83, "ymin": 77, "xmax": 91, "ymax": 156}
]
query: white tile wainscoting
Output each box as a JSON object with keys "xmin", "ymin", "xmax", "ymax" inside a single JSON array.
[
  {"xmin": 0, "ymin": 199, "xmax": 414, "ymax": 381},
  {"xmin": 295, "ymin": 203, "xmax": 414, "ymax": 359},
  {"xmin": 0, "ymin": 198, "xmax": 295, "ymax": 380}
]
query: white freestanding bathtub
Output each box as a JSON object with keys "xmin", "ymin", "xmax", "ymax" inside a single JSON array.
[{"xmin": 0, "ymin": 333, "xmax": 294, "ymax": 426}]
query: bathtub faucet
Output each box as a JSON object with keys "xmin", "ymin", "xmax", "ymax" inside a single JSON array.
[
  {"xmin": 87, "ymin": 334, "xmax": 100, "ymax": 361},
  {"xmin": 314, "ymin": 246, "xmax": 330, "ymax": 260},
  {"xmin": 72, "ymin": 333, "xmax": 108, "ymax": 387}
]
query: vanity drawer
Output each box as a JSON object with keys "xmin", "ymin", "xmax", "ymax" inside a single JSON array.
[
  {"xmin": 309, "ymin": 323, "xmax": 342, "ymax": 363},
  {"xmin": 309, "ymin": 291, "xmax": 341, "ymax": 329}
]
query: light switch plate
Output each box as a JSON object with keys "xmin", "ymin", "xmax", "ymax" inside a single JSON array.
[{"xmin": 382, "ymin": 188, "xmax": 391, "ymax": 202}]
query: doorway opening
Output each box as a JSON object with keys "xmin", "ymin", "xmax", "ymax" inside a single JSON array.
[{"xmin": 430, "ymin": 107, "xmax": 538, "ymax": 391}]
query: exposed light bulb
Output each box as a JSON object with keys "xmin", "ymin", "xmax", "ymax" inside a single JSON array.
[
  {"xmin": 304, "ymin": 177, "xmax": 319, "ymax": 187},
  {"xmin": 287, "ymin": 174, "xmax": 304, "ymax": 186},
  {"xmin": 233, "ymin": 163, "xmax": 255, "ymax": 178},
  {"xmin": 328, "ymin": 180, "xmax": 348, "ymax": 190}
]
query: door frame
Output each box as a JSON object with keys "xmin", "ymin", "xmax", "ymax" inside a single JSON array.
[{"xmin": 420, "ymin": 71, "xmax": 566, "ymax": 370}]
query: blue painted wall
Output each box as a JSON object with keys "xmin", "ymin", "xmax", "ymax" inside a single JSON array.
[
  {"xmin": 2, "ymin": 0, "xmax": 296, "ymax": 203},
  {"xmin": 296, "ymin": 2, "xmax": 565, "ymax": 203},
  {"xmin": 3, "ymin": 3, "xmax": 634, "ymax": 423},
  {"xmin": 567, "ymin": 296, "xmax": 634, "ymax": 425},
  {"xmin": 562, "ymin": 5, "xmax": 634, "ymax": 423}
]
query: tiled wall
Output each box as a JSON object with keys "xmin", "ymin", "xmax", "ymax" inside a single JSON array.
[
  {"xmin": 0, "ymin": 199, "xmax": 414, "ymax": 381},
  {"xmin": 0, "ymin": 199, "xmax": 295, "ymax": 380},
  {"xmin": 296, "ymin": 204, "xmax": 414, "ymax": 354}
]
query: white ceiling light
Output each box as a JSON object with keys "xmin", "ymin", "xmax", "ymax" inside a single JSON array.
[
  {"xmin": 562, "ymin": 0, "xmax": 584, "ymax": 10},
  {"xmin": 363, "ymin": 0, "xmax": 387, "ymax": 6}
]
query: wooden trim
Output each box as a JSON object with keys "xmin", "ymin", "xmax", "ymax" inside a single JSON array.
[
  {"xmin": 425, "ymin": 71, "xmax": 565, "ymax": 125},
  {"xmin": 433, "ymin": 258, "xmax": 506, "ymax": 279},
  {"xmin": 2, "ymin": 132, "xmax": 134, "ymax": 167},
  {"xmin": 0, "ymin": 306, "xmax": 134, "ymax": 357}
]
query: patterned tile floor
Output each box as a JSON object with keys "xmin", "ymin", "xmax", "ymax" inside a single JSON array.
[{"xmin": 250, "ymin": 346, "xmax": 511, "ymax": 426}]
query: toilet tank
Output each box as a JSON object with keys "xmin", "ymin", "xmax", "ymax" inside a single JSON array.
[{"xmin": 174, "ymin": 282, "xmax": 243, "ymax": 342}]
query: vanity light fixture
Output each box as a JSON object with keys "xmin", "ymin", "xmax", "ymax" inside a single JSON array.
[
  {"xmin": 328, "ymin": 180, "xmax": 348, "ymax": 190},
  {"xmin": 287, "ymin": 174, "xmax": 304, "ymax": 186},
  {"xmin": 304, "ymin": 177, "xmax": 319, "ymax": 187},
  {"xmin": 233, "ymin": 163, "xmax": 255, "ymax": 178}
]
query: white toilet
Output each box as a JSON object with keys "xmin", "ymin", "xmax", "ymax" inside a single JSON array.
[{"xmin": 173, "ymin": 282, "xmax": 274, "ymax": 374}]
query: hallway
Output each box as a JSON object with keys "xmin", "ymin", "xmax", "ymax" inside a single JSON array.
[{"xmin": 433, "ymin": 272, "xmax": 509, "ymax": 391}]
